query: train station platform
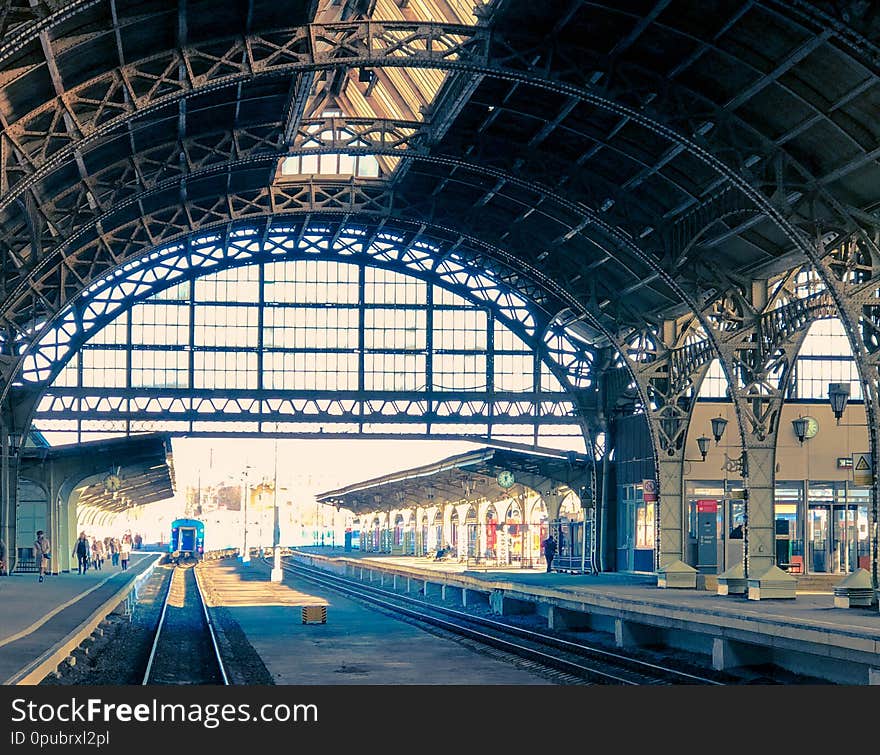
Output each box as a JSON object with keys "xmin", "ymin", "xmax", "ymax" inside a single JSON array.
[
  {"xmin": 0, "ymin": 551, "xmax": 158, "ymax": 684},
  {"xmin": 198, "ymin": 556, "xmax": 551, "ymax": 685},
  {"xmin": 289, "ymin": 547, "xmax": 880, "ymax": 685},
  {"xmin": 0, "ymin": 549, "xmax": 553, "ymax": 686},
  {"xmin": 4, "ymin": 545, "xmax": 879, "ymax": 686}
]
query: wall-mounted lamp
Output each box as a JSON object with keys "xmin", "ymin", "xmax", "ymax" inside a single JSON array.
[
  {"xmin": 696, "ymin": 435, "xmax": 711, "ymax": 461},
  {"xmin": 710, "ymin": 416, "xmax": 728, "ymax": 445},
  {"xmin": 828, "ymin": 382, "xmax": 850, "ymax": 424},
  {"xmin": 684, "ymin": 435, "xmax": 712, "ymax": 463},
  {"xmin": 791, "ymin": 416, "xmax": 809, "ymax": 445}
]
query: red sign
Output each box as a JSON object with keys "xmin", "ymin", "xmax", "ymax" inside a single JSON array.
[
  {"xmin": 642, "ymin": 479, "xmax": 657, "ymax": 502},
  {"xmin": 696, "ymin": 499, "xmax": 718, "ymax": 513}
]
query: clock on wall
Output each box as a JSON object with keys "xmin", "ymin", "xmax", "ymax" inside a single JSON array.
[
  {"xmin": 802, "ymin": 416, "xmax": 819, "ymax": 439},
  {"xmin": 103, "ymin": 473, "xmax": 122, "ymax": 493},
  {"xmin": 496, "ymin": 470, "xmax": 515, "ymax": 489}
]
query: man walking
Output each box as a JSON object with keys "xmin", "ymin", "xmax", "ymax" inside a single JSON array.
[
  {"xmin": 542, "ymin": 534, "xmax": 557, "ymax": 573},
  {"xmin": 73, "ymin": 532, "xmax": 90, "ymax": 574}
]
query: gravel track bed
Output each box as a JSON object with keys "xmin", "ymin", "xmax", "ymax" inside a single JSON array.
[
  {"xmin": 145, "ymin": 564, "xmax": 222, "ymax": 685},
  {"xmin": 40, "ymin": 562, "xmax": 274, "ymax": 686}
]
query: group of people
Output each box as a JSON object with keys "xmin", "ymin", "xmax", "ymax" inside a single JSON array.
[
  {"xmin": 429, "ymin": 536, "xmax": 560, "ymax": 570},
  {"xmin": 0, "ymin": 530, "xmax": 141, "ymax": 581},
  {"xmin": 72, "ymin": 532, "xmax": 134, "ymax": 574},
  {"xmin": 433, "ymin": 543, "xmax": 455, "ymax": 561}
]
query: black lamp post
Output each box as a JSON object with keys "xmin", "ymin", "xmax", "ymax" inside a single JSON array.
[
  {"xmin": 792, "ymin": 416, "xmax": 809, "ymax": 445},
  {"xmin": 710, "ymin": 416, "xmax": 728, "ymax": 445},
  {"xmin": 828, "ymin": 382, "xmax": 850, "ymax": 423}
]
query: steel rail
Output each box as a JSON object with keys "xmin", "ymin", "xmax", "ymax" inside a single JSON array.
[
  {"xmin": 277, "ymin": 557, "xmax": 725, "ymax": 686},
  {"xmin": 193, "ymin": 562, "xmax": 229, "ymax": 686},
  {"xmin": 139, "ymin": 563, "xmax": 173, "ymax": 685},
  {"xmin": 141, "ymin": 561, "xmax": 228, "ymax": 685}
]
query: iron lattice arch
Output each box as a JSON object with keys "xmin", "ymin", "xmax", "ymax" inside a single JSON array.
[{"xmin": 26, "ymin": 223, "xmax": 594, "ymax": 446}]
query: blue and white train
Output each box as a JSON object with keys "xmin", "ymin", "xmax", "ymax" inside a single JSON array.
[{"xmin": 168, "ymin": 518, "xmax": 205, "ymax": 563}]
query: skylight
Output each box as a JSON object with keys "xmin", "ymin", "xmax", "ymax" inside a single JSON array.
[{"xmin": 277, "ymin": 0, "xmax": 496, "ymax": 182}]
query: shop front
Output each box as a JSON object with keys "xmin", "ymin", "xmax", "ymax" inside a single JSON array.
[
  {"xmin": 484, "ymin": 506, "xmax": 497, "ymax": 560},
  {"xmin": 501, "ymin": 504, "xmax": 522, "ymax": 565},
  {"xmin": 392, "ymin": 514, "xmax": 405, "ymax": 554},
  {"xmin": 547, "ymin": 496, "xmax": 591, "ymax": 572},
  {"xmin": 684, "ymin": 481, "xmax": 744, "ymax": 574},
  {"xmin": 432, "ymin": 510, "xmax": 443, "ymax": 552},
  {"xmin": 361, "ymin": 516, "xmax": 390, "ymax": 552},
  {"xmin": 418, "ymin": 514, "xmax": 428, "ymax": 556},
  {"xmin": 805, "ymin": 481, "xmax": 870, "ymax": 574},
  {"xmin": 465, "ymin": 506, "xmax": 478, "ymax": 558},
  {"xmin": 391, "ymin": 514, "xmax": 416, "ymax": 555},
  {"xmin": 680, "ymin": 478, "xmax": 869, "ymax": 576},
  {"xmin": 616, "ymin": 483, "xmax": 655, "ymax": 573},
  {"xmin": 449, "ymin": 509, "xmax": 459, "ymax": 555}
]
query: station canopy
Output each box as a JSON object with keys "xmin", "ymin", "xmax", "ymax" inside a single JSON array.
[
  {"xmin": 20, "ymin": 432, "xmax": 176, "ymax": 515},
  {"xmin": 5, "ymin": 0, "xmax": 879, "ymax": 352},
  {"xmin": 315, "ymin": 444, "xmax": 592, "ymax": 515}
]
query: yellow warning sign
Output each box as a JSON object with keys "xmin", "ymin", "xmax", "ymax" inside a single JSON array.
[{"xmin": 852, "ymin": 453, "xmax": 873, "ymax": 486}]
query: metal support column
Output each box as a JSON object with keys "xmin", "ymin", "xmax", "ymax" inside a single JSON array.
[
  {"xmin": 743, "ymin": 445, "xmax": 775, "ymax": 579},
  {"xmin": 657, "ymin": 456, "xmax": 685, "ymax": 568}
]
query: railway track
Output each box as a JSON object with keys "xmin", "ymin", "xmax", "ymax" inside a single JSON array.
[
  {"xmin": 142, "ymin": 561, "xmax": 229, "ymax": 685},
  {"xmin": 276, "ymin": 558, "xmax": 726, "ymax": 686}
]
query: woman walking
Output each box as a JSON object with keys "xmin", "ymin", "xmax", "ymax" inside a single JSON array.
[
  {"xmin": 91, "ymin": 537, "xmax": 105, "ymax": 570},
  {"xmin": 33, "ymin": 530, "xmax": 51, "ymax": 583},
  {"xmin": 120, "ymin": 533, "xmax": 132, "ymax": 570}
]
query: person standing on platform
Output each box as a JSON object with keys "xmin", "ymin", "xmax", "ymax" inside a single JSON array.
[
  {"xmin": 73, "ymin": 532, "xmax": 90, "ymax": 574},
  {"xmin": 105, "ymin": 537, "xmax": 116, "ymax": 567},
  {"xmin": 542, "ymin": 534, "xmax": 557, "ymax": 573},
  {"xmin": 33, "ymin": 530, "xmax": 51, "ymax": 583},
  {"xmin": 0, "ymin": 537, "xmax": 6, "ymax": 576},
  {"xmin": 94, "ymin": 538, "xmax": 105, "ymax": 570},
  {"xmin": 120, "ymin": 534, "xmax": 132, "ymax": 570}
]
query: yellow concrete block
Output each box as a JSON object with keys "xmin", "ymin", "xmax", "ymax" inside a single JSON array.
[{"xmin": 302, "ymin": 605, "xmax": 327, "ymax": 624}]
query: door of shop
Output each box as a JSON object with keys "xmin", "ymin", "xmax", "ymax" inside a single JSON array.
[{"xmin": 807, "ymin": 503, "xmax": 864, "ymax": 574}]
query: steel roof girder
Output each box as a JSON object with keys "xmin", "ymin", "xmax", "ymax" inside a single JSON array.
[{"xmin": 0, "ymin": 21, "xmax": 852, "ymax": 352}]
